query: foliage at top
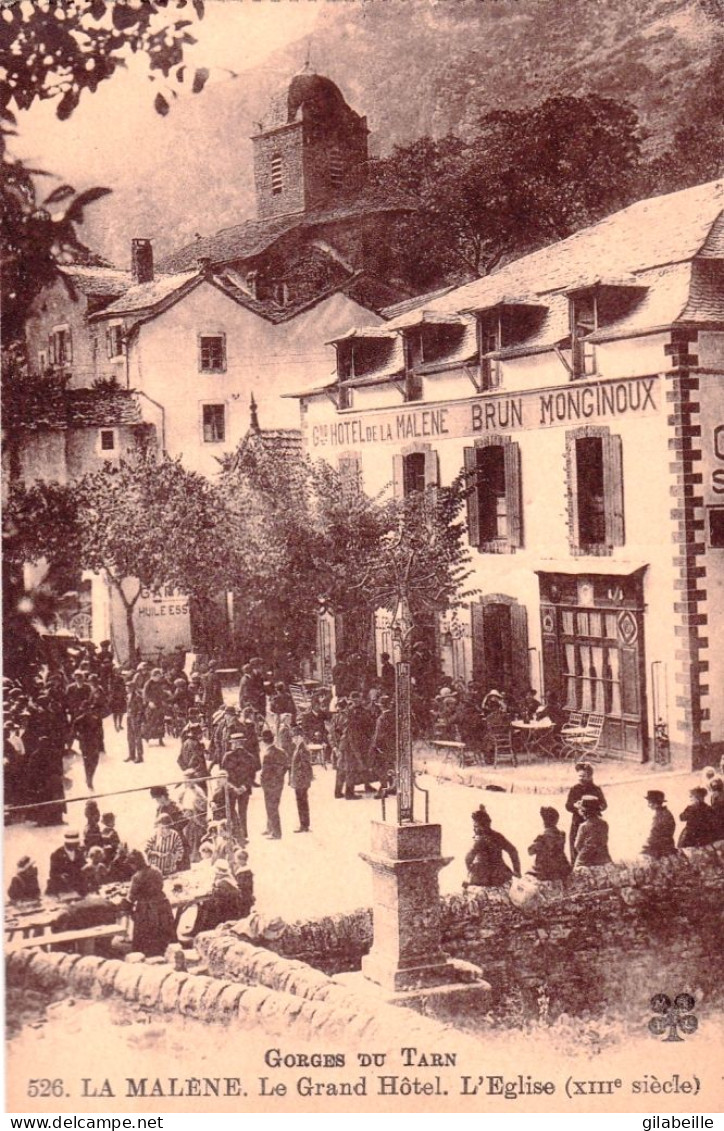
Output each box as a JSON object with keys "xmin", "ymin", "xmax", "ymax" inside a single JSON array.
[
  {"xmin": 0, "ymin": 0, "xmax": 207, "ymax": 121},
  {"xmin": 368, "ymin": 94, "xmax": 643, "ymax": 287}
]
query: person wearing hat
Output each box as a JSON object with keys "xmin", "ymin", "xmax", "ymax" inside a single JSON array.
[
  {"xmin": 145, "ymin": 812, "xmax": 186, "ymax": 876},
  {"xmin": 289, "ymin": 724, "xmax": 313, "ymax": 833},
  {"xmin": 368, "ymin": 693, "xmax": 396, "ymax": 798},
  {"xmin": 565, "ymin": 762, "xmax": 607, "ymax": 863},
  {"xmin": 527, "ymin": 807, "xmax": 571, "ymax": 880},
  {"xmin": 708, "ymin": 777, "xmax": 724, "ymax": 842},
  {"xmin": 210, "ymin": 705, "xmax": 240, "ymax": 766},
  {"xmin": 260, "ymin": 728, "xmax": 289, "ymax": 839},
  {"xmin": 678, "ymin": 786, "xmax": 715, "ymax": 849},
  {"xmin": 192, "ymin": 859, "xmax": 252, "ymax": 935},
  {"xmin": 124, "ymin": 678, "xmax": 145, "ymax": 764},
  {"xmin": 109, "ymin": 665, "xmax": 127, "ymax": 732},
  {"xmin": 83, "ymin": 800, "xmax": 104, "ymax": 851},
  {"xmin": 8, "ymin": 856, "xmax": 41, "ymax": 903},
  {"xmin": 126, "ymin": 850, "xmax": 177, "ymax": 957},
  {"xmin": 201, "ymin": 660, "xmax": 224, "ymax": 730},
  {"xmin": 178, "ymin": 721, "xmax": 208, "ymax": 791},
  {"xmin": 465, "ymin": 805, "xmax": 521, "ymax": 887},
  {"xmin": 220, "ymin": 730, "xmax": 258, "ymax": 836},
  {"xmin": 641, "ymin": 790, "xmax": 677, "ymax": 858},
  {"xmin": 149, "ymin": 786, "xmax": 190, "ymax": 868},
  {"xmin": 143, "ymin": 668, "xmax": 169, "ymax": 746},
  {"xmin": 572, "ymin": 797, "xmax": 612, "ymax": 868},
  {"xmin": 46, "ymin": 831, "xmax": 87, "ymax": 897},
  {"xmin": 379, "ymin": 651, "xmax": 395, "ymax": 695}
]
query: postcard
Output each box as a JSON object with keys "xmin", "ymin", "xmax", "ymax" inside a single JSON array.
[{"xmin": 4, "ymin": 0, "xmax": 724, "ymax": 1116}]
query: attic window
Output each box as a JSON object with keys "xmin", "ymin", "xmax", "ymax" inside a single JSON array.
[
  {"xmin": 329, "ymin": 145, "xmax": 344, "ymax": 188},
  {"xmin": 99, "ymin": 429, "xmax": 117, "ymax": 454},
  {"xmin": 570, "ymin": 292, "xmax": 597, "ymax": 379},
  {"xmin": 478, "ymin": 312, "xmax": 502, "ymax": 390},
  {"xmin": 271, "ymin": 153, "xmax": 283, "ymax": 195}
]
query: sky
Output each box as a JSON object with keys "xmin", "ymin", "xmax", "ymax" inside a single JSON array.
[{"xmin": 11, "ymin": 1, "xmax": 322, "ymax": 259}]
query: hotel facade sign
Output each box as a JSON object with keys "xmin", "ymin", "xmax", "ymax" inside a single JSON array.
[{"xmin": 309, "ymin": 374, "xmax": 661, "ymax": 451}]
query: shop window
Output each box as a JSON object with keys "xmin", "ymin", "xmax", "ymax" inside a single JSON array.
[
  {"xmin": 464, "ymin": 438, "xmax": 523, "ymax": 551},
  {"xmin": 566, "ymin": 427, "xmax": 625, "ymax": 554},
  {"xmin": 202, "ymin": 403, "xmax": 226, "ymax": 444},
  {"xmin": 271, "ymin": 153, "xmax": 283, "ymax": 195},
  {"xmin": 392, "ymin": 444, "xmax": 439, "ymax": 498},
  {"xmin": 199, "ymin": 334, "xmax": 226, "ymax": 373},
  {"xmin": 709, "ymin": 506, "xmax": 724, "ymax": 548},
  {"xmin": 570, "ymin": 292, "xmax": 597, "ymax": 378}
]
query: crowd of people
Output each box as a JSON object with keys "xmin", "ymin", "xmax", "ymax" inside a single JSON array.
[
  {"xmin": 464, "ymin": 760, "xmax": 724, "ymax": 888},
  {"xmin": 6, "ymin": 641, "xmax": 724, "ymax": 955}
]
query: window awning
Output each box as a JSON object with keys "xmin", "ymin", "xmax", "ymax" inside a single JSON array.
[{"xmin": 533, "ymin": 560, "xmax": 648, "ymax": 577}]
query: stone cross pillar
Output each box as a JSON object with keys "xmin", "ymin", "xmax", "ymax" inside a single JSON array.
[{"xmin": 360, "ymin": 820, "xmax": 453, "ymax": 992}]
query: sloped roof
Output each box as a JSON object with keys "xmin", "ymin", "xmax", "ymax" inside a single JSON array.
[
  {"xmin": 6, "ymin": 386, "xmax": 146, "ymax": 431},
  {"xmin": 383, "ymin": 179, "xmax": 724, "ymax": 330},
  {"xmin": 95, "ymin": 271, "xmax": 199, "ymax": 318},
  {"xmin": 157, "ymin": 192, "xmax": 412, "ymax": 275},
  {"xmin": 225, "ymin": 425, "xmax": 303, "ymax": 472},
  {"xmin": 59, "ymin": 265, "xmax": 129, "ymax": 298}
]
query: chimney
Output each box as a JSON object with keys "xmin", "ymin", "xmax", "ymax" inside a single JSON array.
[{"xmin": 131, "ymin": 238, "xmax": 154, "ymax": 285}]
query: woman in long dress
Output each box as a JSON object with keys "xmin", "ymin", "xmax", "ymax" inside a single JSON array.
[{"xmin": 126, "ymin": 850, "xmax": 177, "ymax": 956}]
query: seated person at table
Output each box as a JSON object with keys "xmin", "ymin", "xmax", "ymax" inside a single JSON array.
[
  {"xmin": 8, "ymin": 855, "xmax": 41, "ymax": 903},
  {"xmin": 527, "ymin": 807, "xmax": 571, "ymax": 880},
  {"xmin": 46, "ymin": 831, "xmax": 87, "ymax": 897},
  {"xmin": 191, "ymin": 858, "xmax": 254, "ymax": 935},
  {"xmin": 520, "ymin": 688, "xmax": 541, "ymax": 723}
]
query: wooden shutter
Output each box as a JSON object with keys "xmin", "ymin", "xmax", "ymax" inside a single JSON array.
[
  {"xmin": 392, "ymin": 454, "xmax": 404, "ymax": 499},
  {"xmin": 48, "ymin": 335, "xmax": 56, "ymax": 366},
  {"xmin": 470, "ymin": 601, "xmax": 486, "ymax": 686},
  {"xmin": 464, "ymin": 447, "xmax": 480, "ymax": 549},
  {"xmin": 603, "ymin": 432, "xmax": 625, "ymax": 546},
  {"xmin": 504, "ymin": 440, "xmax": 523, "ymax": 548},
  {"xmin": 424, "ymin": 447, "xmax": 439, "ymax": 489},
  {"xmin": 65, "ymin": 329, "xmax": 73, "ymax": 363},
  {"xmin": 540, "ymin": 605, "xmax": 563, "ymax": 702},
  {"xmin": 510, "ymin": 601, "xmax": 529, "ymax": 700},
  {"xmin": 566, "ymin": 432, "xmax": 580, "ymax": 551}
]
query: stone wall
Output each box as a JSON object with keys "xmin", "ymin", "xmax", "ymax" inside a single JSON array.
[
  {"xmin": 205, "ymin": 843, "xmax": 724, "ymax": 1012},
  {"xmin": 6, "ymin": 946, "xmax": 479, "ymax": 1050}
]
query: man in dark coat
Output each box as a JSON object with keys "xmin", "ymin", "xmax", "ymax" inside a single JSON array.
[
  {"xmin": 368, "ymin": 694, "xmax": 396, "ymax": 797},
  {"xmin": 259, "ymin": 728, "xmax": 289, "ymax": 839},
  {"xmin": 221, "ymin": 732, "xmax": 259, "ymax": 840},
  {"xmin": 202, "ymin": 661, "xmax": 224, "ymax": 728},
  {"xmin": 565, "ymin": 761, "xmax": 607, "ymax": 862},
  {"xmin": 641, "ymin": 790, "xmax": 677, "ymax": 858},
  {"xmin": 678, "ymin": 787, "xmax": 715, "ymax": 848},
  {"xmin": 125, "ymin": 679, "xmax": 145, "ymax": 764},
  {"xmin": 178, "ymin": 722, "xmax": 208, "ymax": 790},
  {"xmin": 341, "ymin": 690, "xmax": 375, "ymax": 796},
  {"xmin": 46, "ymin": 832, "xmax": 87, "ymax": 897},
  {"xmin": 379, "ymin": 652, "xmax": 396, "ymax": 695}
]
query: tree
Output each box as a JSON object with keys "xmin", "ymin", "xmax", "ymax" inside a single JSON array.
[
  {"xmin": 220, "ymin": 443, "xmax": 474, "ymax": 677},
  {"xmin": 4, "ymin": 452, "xmax": 235, "ymax": 663},
  {"xmin": 369, "ymin": 94, "xmax": 643, "ymax": 286}
]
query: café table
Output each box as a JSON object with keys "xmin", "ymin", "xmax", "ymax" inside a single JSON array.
[{"xmin": 511, "ymin": 718, "xmax": 554, "ymax": 758}]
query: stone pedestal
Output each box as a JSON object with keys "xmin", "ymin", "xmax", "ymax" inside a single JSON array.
[{"xmin": 360, "ymin": 821, "xmax": 454, "ymax": 992}]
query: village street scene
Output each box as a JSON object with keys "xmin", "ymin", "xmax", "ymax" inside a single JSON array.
[{"xmin": 3, "ymin": 0, "xmax": 724, "ymax": 1116}]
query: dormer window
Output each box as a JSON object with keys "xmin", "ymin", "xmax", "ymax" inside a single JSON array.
[
  {"xmin": 271, "ymin": 154, "xmax": 283, "ymax": 196},
  {"xmin": 273, "ymin": 281, "xmax": 290, "ymax": 307},
  {"xmin": 403, "ymin": 332, "xmax": 423, "ymax": 402},
  {"xmin": 478, "ymin": 312, "xmax": 502, "ymax": 390},
  {"xmin": 570, "ymin": 291, "xmax": 597, "ymax": 379}
]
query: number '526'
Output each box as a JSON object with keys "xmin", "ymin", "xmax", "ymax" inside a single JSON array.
[{"xmin": 27, "ymin": 1080, "xmax": 65, "ymax": 1097}]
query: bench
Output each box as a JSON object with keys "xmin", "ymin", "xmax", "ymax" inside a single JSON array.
[{"xmin": 6, "ymin": 923, "xmax": 122, "ymax": 955}]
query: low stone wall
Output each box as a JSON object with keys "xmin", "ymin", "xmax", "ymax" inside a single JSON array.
[
  {"xmin": 6, "ymin": 947, "xmax": 466, "ymax": 1047},
  {"xmin": 206, "ymin": 843, "xmax": 724, "ymax": 1011}
]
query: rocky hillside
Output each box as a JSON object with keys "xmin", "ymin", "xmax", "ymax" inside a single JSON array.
[{"xmin": 83, "ymin": 0, "xmax": 722, "ymax": 265}]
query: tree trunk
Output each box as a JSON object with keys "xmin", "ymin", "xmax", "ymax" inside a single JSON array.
[{"xmin": 125, "ymin": 601, "xmax": 137, "ymax": 668}]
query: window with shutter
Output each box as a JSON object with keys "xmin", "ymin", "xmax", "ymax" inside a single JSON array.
[
  {"xmin": 566, "ymin": 427, "xmax": 625, "ymax": 554},
  {"xmin": 464, "ymin": 437, "xmax": 522, "ymax": 552}
]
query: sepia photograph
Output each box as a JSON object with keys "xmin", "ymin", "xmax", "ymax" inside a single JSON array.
[{"xmin": 2, "ymin": 0, "xmax": 724, "ymax": 1116}]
